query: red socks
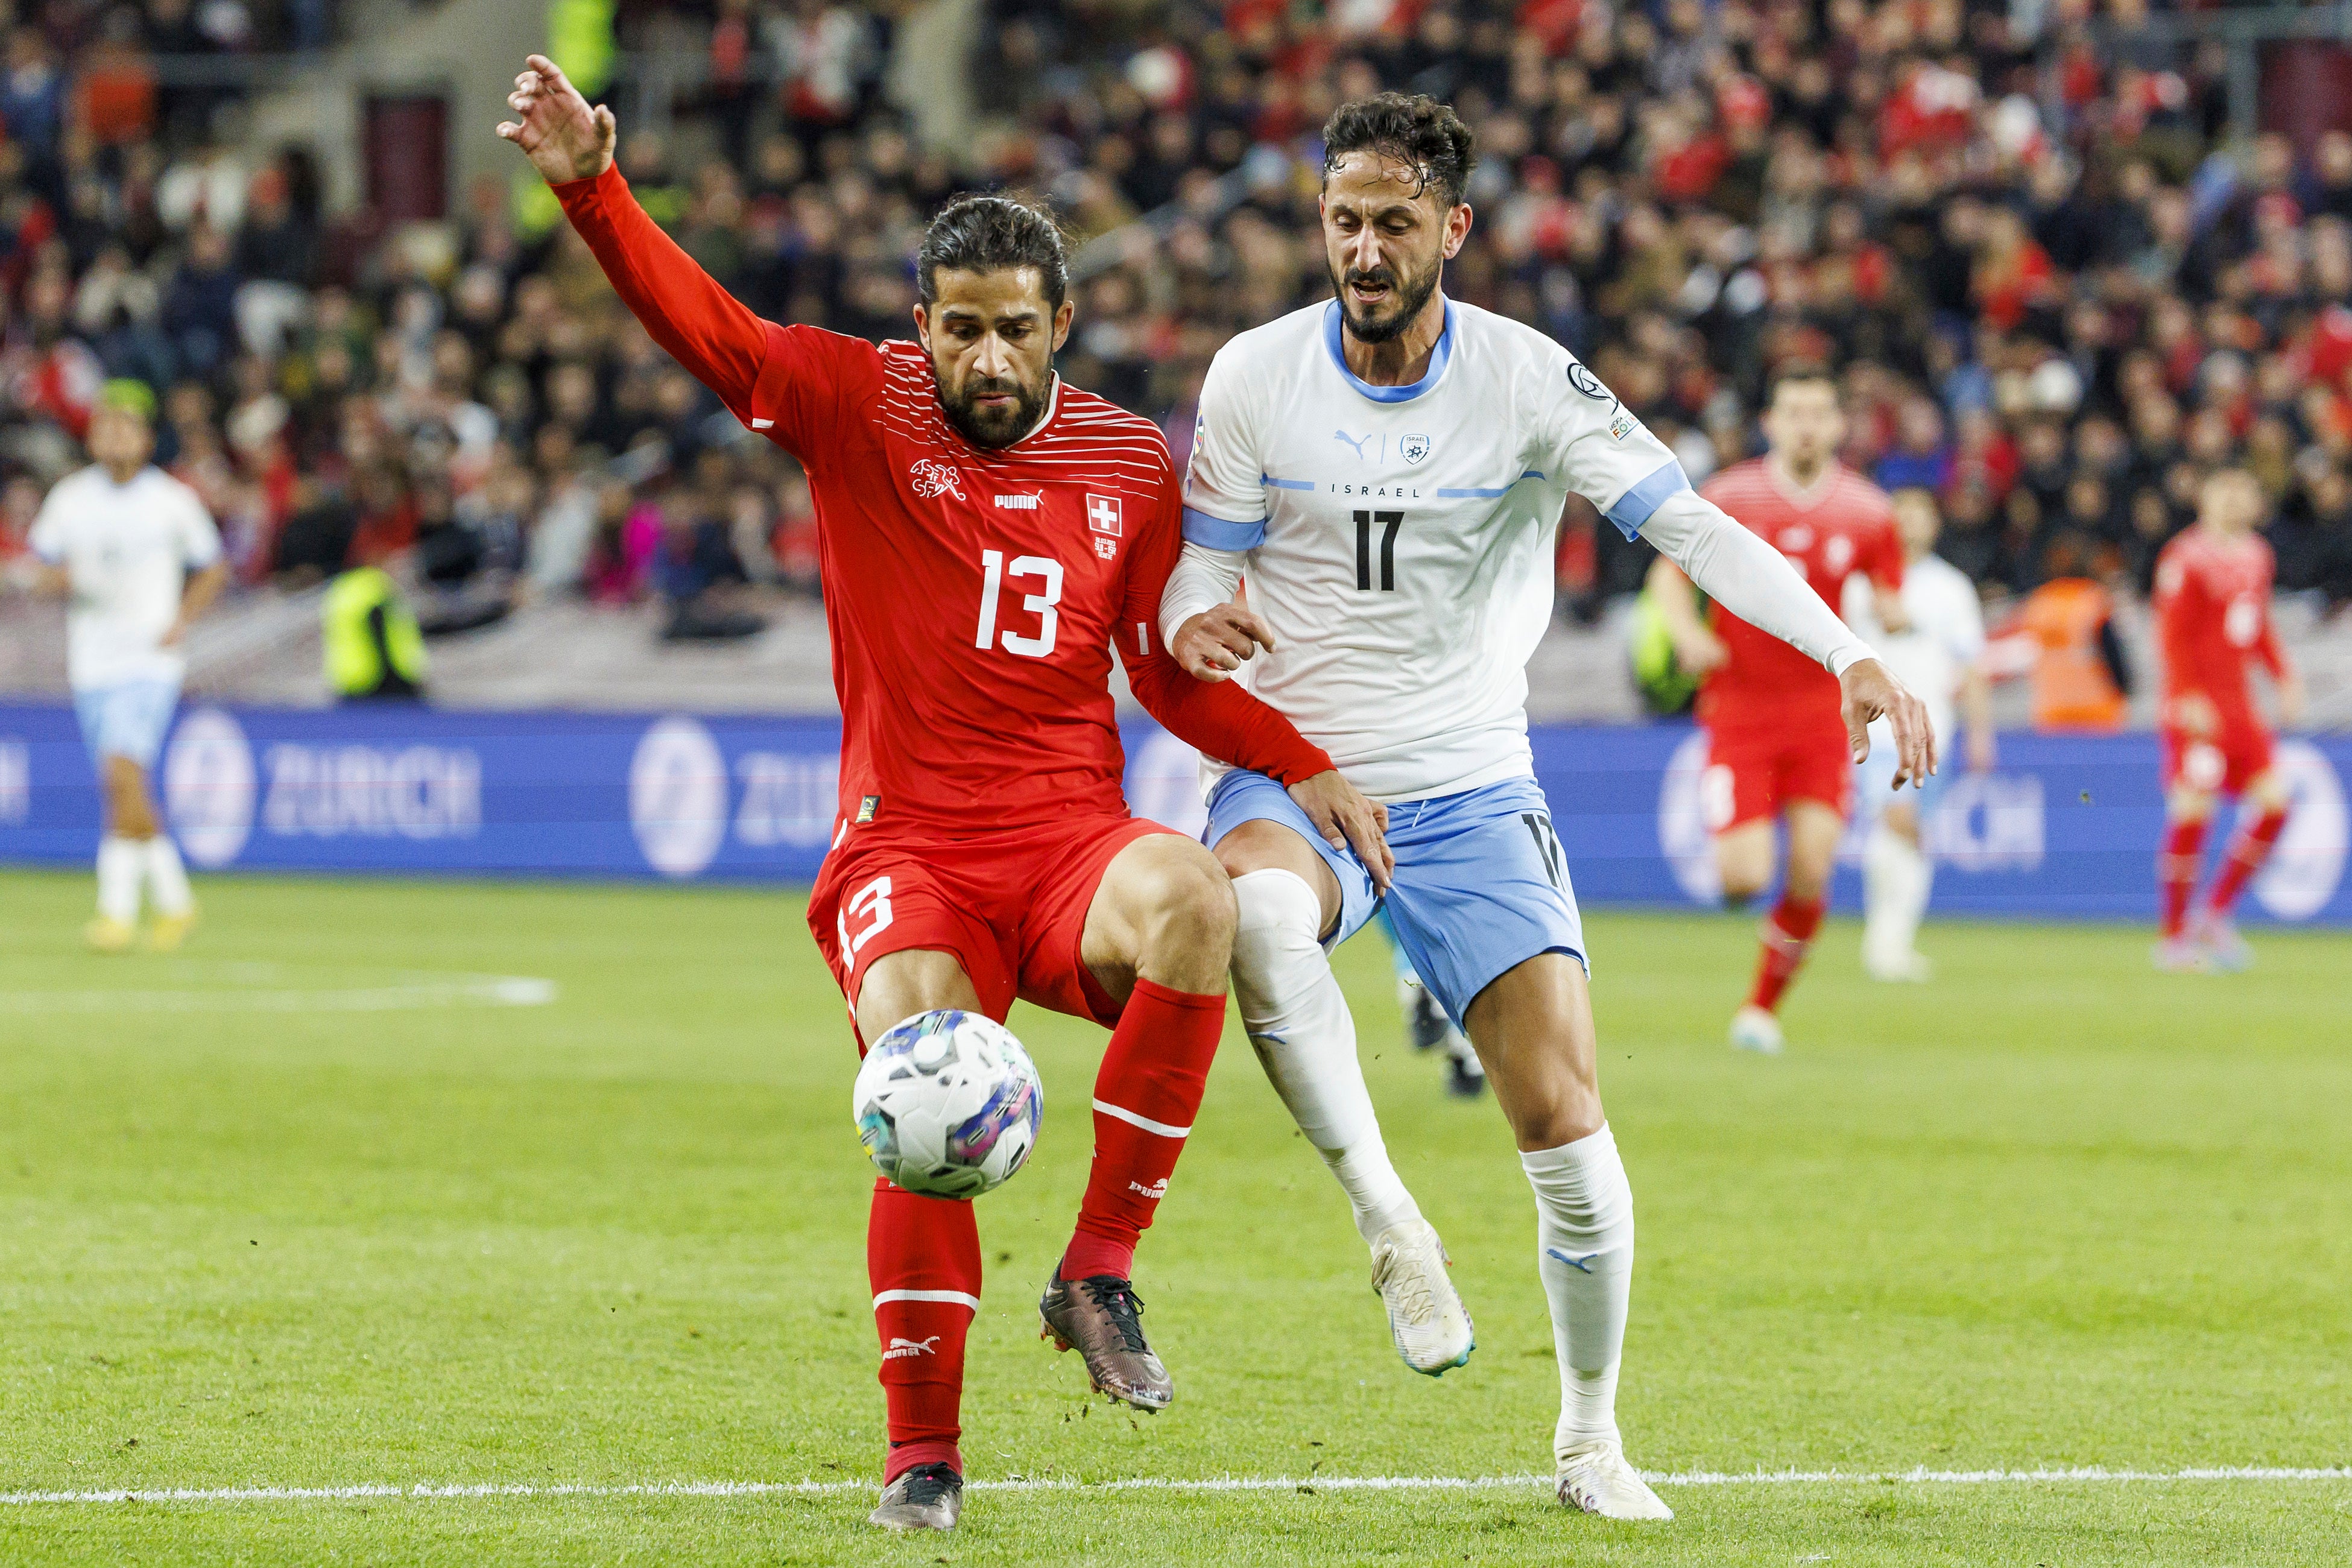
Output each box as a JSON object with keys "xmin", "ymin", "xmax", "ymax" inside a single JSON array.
[
  {"xmin": 2204, "ymin": 807, "xmax": 2288, "ymax": 919},
  {"xmin": 867, "ymin": 1178, "xmax": 981, "ymax": 1482},
  {"xmin": 2159, "ymin": 817, "xmax": 2208, "ymax": 937},
  {"xmin": 865, "ymin": 980, "xmax": 1225, "ymax": 1478},
  {"xmin": 1060, "ymin": 978, "xmax": 1226, "ymax": 1282},
  {"xmin": 1747, "ymin": 894, "xmax": 1824, "ymax": 1014}
]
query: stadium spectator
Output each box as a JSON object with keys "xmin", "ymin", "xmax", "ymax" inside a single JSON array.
[{"xmin": 2, "ymin": 0, "xmax": 2350, "ymax": 671}]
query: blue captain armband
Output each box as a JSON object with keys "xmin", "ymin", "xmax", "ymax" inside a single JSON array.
[
  {"xmin": 1181, "ymin": 507, "xmax": 1266, "ymax": 551},
  {"xmin": 1604, "ymin": 460, "xmax": 1690, "ymax": 541}
]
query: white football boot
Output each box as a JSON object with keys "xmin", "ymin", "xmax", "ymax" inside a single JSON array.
[
  {"xmin": 1728, "ymin": 1004, "xmax": 1785, "ymax": 1055},
  {"xmin": 1556, "ymin": 1439, "xmax": 1674, "ymax": 1521},
  {"xmin": 2192, "ymin": 911, "xmax": 2254, "ymax": 972},
  {"xmin": 1369, "ymin": 1219, "xmax": 1475, "ymax": 1375},
  {"xmin": 1862, "ymin": 945, "xmax": 1934, "ymax": 983}
]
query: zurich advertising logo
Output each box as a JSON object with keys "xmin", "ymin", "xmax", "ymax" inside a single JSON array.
[
  {"xmin": 2254, "ymin": 740, "xmax": 2347, "ymax": 920},
  {"xmin": 630, "ymin": 716, "xmax": 730, "ymax": 879},
  {"xmin": 163, "ymin": 707, "xmax": 256, "ymax": 868}
]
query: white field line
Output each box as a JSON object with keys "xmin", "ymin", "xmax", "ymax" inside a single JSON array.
[
  {"xmin": 0, "ymin": 974, "xmax": 557, "ymax": 1014},
  {"xmin": 4, "ymin": 1466, "xmax": 2348, "ymax": 1507}
]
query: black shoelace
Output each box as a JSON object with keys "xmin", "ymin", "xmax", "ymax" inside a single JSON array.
[
  {"xmin": 1078, "ymin": 1276, "xmax": 1151, "ymax": 1354},
  {"xmin": 898, "ymin": 1462, "xmax": 961, "ymax": 1505}
]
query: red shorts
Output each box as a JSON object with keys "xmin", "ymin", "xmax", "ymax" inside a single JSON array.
[
  {"xmin": 808, "ymin": 812, "xmax": 1174, "ymax": 1032},
  {"xmin": 1702, "ymin": 719, "xmax": 1854, "ymax": 832},
  {"xmin": 2161, "ymin": 721, "xmax": 2275, "ymax": 795}
]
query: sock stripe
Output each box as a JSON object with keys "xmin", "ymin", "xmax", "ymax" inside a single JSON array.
[
  {"xmin": 871, "ymin": 1289, "xmax": 979, "ymax": 1311},
  {"xmin": 1091, "ymin": 1098, "xmax": 1190, "ymax": 1139}
]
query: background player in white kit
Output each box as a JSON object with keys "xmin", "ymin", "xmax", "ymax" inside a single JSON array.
[
  {"xmin": 20, "ymin": 383, "xmax": 225, "ymax": 951},
  {"xmin": 1160, "ymin": 94, "xmax": 1934, "ymax": 1522},
  {"xmin": 1846, "ymin": 488, "xmax": 1994, "ymax": 982}
]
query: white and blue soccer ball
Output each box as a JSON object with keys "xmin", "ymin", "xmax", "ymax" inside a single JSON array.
[{"xmin": 853, "ymin": 1010, "xmax": 1043, "ymax": 1198}]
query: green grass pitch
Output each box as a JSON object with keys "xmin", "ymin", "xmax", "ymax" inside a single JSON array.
[{"xmin": 1, "ymin": 866, "xmax": 2348, "ymax": 1564}]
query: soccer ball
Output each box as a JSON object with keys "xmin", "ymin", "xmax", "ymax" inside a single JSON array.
[{"xmin": 853, "ymin": 1010, "xmax": 1043, "ymax": 1199}]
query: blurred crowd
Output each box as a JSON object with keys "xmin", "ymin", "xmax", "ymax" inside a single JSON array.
[
  {"xmin": 4, "ymin": 0, "xmax": 2352, "ymax": 645},
  {"xmin": 986, "ymin": 0, "xmax": 2352, "ymax": 620}
]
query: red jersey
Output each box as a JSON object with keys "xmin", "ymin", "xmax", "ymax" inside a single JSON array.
[
  {"xmin": 555, "ymin": 166, "xmax": 1330, "ymax": 836},
  {"xmin": 2152, "ymin": 527, "xmax": 2286, "ymax": 730},
  {"xmin": 1693, "ymin": 458, "xmax": 1902, "ymax": 729}
]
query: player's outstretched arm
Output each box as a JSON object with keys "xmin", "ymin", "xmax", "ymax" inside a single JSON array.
[
  {"xmin": 499, "ymin": 54, "xmax": 767, "ymax": 416},
  {"xmin": 1125, "ymin": 519, "xmax": 1392, "ymax": 882},
  {"xmin": 1121, "ymin": 641, "xmax": 1394, "ymax": 886},
  {"xmin": 1641, "ymin": 488, "xmax": 1936, "ymax": 785}
]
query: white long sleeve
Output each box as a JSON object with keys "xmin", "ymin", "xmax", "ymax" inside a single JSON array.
[
  {"xmin": 1157, "ymin": 540, "xmax": 1248, "ymax": 650},
  {"xmin": 1639, "ymin": 488, "xmax": 1876, "ymax": 677}
]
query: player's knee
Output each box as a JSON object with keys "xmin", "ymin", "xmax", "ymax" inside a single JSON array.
[
  {"xmin": 2246, "ymin": 771, "xmax": 2291, "ymax": 814},
  {"xmin": 1783, "ymin": 864, "xmax": 1830, "ymax": 903},
  {"xmin": 1233, "ymin": 868, "xmax": 1320, "ymax": 949},
  {"xmin": 2167, "ymin": 788, "xmax": 2217, "ymax": 824},
  {"xmin": 1137, "ymin": 850, "xmax": 1238, "ymax": 956},
  {"xmin": 1230, "ymin": 868, "xmax": 1326, "ymax": 1015},
  {"xmin": 110, "ymin": 780, "xmax": 157, "ymax": 838}
]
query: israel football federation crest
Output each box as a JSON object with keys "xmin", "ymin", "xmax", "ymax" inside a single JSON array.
[{"xmin": 1400, "ymin": 433, "xmax": 1432, "ymax": 464}]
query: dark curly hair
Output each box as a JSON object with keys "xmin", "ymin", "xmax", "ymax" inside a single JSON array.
[
  {"xmin": 917, "ymin": 194, "xmax": 1070, "ymax": 312},
  {"xmin": 1321, "ymin": 93, "xmax": 1478, "ymax": 210}
]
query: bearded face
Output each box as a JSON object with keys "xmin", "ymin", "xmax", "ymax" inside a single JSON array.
[{"xmin": 918, "ymin": 266, "xmax": 1070, "ymax": 450}]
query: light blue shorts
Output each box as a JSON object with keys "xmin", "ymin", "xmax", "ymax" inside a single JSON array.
[
  {"xmin": 74, "ymin": 679, "xmax": 181, "ymax": 769},
  {"xmin": 1858, "ymin": 734, "xmax": 1948, "ymax": 821},
  {"xmin": 1204, "ymin": 771, "xmax": 1587, "ymax": 1028}
]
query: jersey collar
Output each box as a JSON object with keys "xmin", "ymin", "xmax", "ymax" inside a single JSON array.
[
  {"xmin": 1763, "ymin": 455, "xmax": 1842, "ymax": 510},
  {"xmin": 1322, "ymin": 297, "xmax": 1453, "ymax": 403}
]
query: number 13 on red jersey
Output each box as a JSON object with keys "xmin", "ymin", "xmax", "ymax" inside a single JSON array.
[{"xmin": 975, "ymin": 549, "xmax": 1064, "ymax": 659}]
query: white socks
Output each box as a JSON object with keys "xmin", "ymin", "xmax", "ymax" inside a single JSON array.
[
  {"xmin": 96, "ymin": 836, "xmax": 144, "ymax": 924},
  {"xmin": 95, "ymin": 835, "xmax": 194, "ymax": 924},
  {"xmin": 1862, "ymin": 823, "xmax": 1932, "ymax": 967},
  {"xmin": 1522, "ymin": 1124, "xmax": 1636, "ymax": 1459},
  {"xmin": 1230, "ymin": 869, "xmax": 1422, "ymax": 1245},
  {"xmin": 145, "ymin": 836, "xmax": 194, "ymax": 917}
]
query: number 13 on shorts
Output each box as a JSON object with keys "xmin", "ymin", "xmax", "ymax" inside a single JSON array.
[{"xmin": 839, "ymin": 875, "xmax": 894, "ymax": 955}]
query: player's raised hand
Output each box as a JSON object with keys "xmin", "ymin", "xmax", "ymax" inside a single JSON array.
[
  {"xmin": 1288, "ymin": 770, "xmax": 1394, "ymax": 890},
  {"xmin": 1172, "ymin": 605, "xmax": 1277, "ymax": 683},
  {"xmin": 1841, "ymin": 657, "xmax": 1936, "ymax": 788},
  {"xmin": 496, "ymin": 54, "xmax": 616, "ymax": 186}
]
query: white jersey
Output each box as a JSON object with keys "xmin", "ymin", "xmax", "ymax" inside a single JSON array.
[
  {"xmin": 1846, "ymin": 551, "xmax": 1984, "ymax": 741},
  {"xmin": 1181, "ymin": 298, "xmax": 1695, "ymax": 801},
  {"xmin": 29, "ymin": 464, "xmax": 221, "ymax": 691}
]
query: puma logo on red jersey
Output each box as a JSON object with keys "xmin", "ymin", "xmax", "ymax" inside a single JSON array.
[{"xmin": 910, "ymin": 459, "xmax": 964, "ymax": 500}]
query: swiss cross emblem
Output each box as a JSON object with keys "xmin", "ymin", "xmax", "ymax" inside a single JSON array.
[{"xmin": 1086, "ymin": 493, "xmax": 1123, "ymax": 537}]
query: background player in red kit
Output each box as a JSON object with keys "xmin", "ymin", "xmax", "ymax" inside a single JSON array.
[
  {"xmin": 1646, "ymin": 368, "xmax": 1915, "ymax": 1054},
  {"xmin": 500, "ymin": 56, "xmax": 1391, "ymax": 1533},
  {"xmin": 2152, "ymin": 467, "xmax": 2305, "ymax": 972}
]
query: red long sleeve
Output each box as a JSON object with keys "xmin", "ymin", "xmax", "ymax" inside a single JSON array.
[
  {"xmin": 1116, "ymin": 478, "xmax": 1331, "ymax": 786},
  {"xmin": 552, "ymin": 163, "xmax": 768, "ymax": 419},
  {"xmin": 1122, "ymin": 643, "xmax": 1333, "ymax": 786}
]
